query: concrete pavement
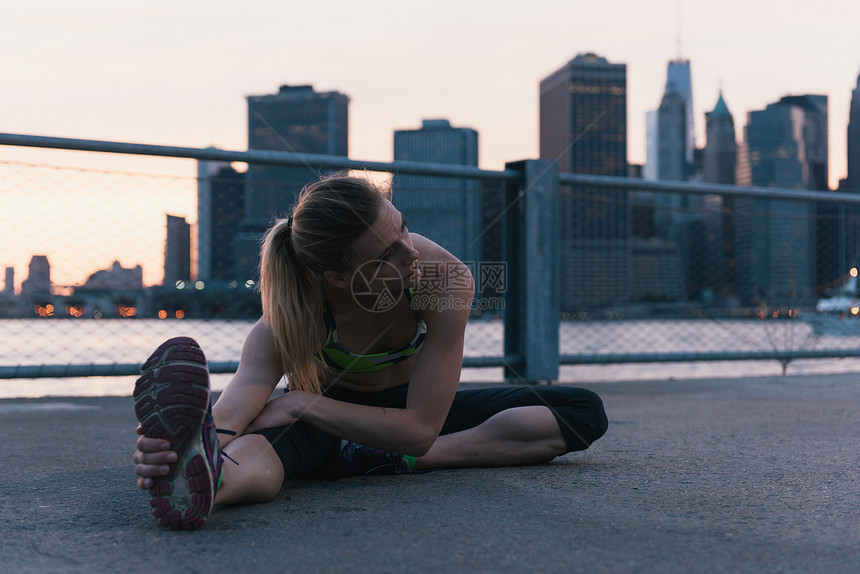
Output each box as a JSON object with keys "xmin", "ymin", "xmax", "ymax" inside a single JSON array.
[{"xmin": 1, "ymin": 375, "xmax": 858, "ymax": 573}]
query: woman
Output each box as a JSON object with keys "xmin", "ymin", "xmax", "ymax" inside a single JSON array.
[{"xmin": 133, "ymin": 173, "xmax": 608, "ymax": 530}]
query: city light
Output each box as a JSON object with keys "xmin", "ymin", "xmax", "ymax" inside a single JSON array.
[
  {"xmin": 195, "ymin": 281, "xmax": 205, "ymax": 290},
  {"xmin": 851, "ymin": 268, "xmax": 858, "ymax": 278},
  {"xmin": 158, "ymin": 310, "xmax": 168, "ymax": 319},
  {"xmin": 33, "ymin": 304, "xmax": 54, "ymax": 318},
  {"xmin": 66, "ymin": 304, "xmax": 84, "ymax": 318},
  {"xmin": 175, "ymin": 310, "xmax": 185, "ymax": 319},
  {"xmin": 118, "ymin": 305, "xmax": 137, "ymax": 318}
]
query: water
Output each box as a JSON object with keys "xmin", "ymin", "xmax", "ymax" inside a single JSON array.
[{"xmin": 2, "ymin": 317, "xmax": 860, "ymax": 399}]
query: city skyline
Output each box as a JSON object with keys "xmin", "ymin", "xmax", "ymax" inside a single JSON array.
[{"xmin": 2, "ymin": 0, "xmax": 860, "ymax": 287}]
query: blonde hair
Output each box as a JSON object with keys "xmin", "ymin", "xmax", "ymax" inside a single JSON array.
[{"xmin": 259, "ymin": 172, "xmax": 388, "ymax": 394}]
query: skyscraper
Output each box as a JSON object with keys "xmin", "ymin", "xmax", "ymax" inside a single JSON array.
[
  {"xmin": 666, "ymin": 59, "xmax": 695, "ymax": 167},
  {"xmin": 645, "ymin": 60, "xmax": 695, "ymax": 180},
  {"xmin": 736, "ymin": 95, "xmax": 828, "ymax": 305},
  {"xmin": 703, "ymin": 91, "xmax": 737, "ymax": 185},
  {"xmin": 236, "ymin": 84, "xmax": 349, "ymax": 279},
  {"xmin": 392, "ymin": 119, "xmax": 481, "ymax": 264},
  {"xmin": 164, "ymin": 215, "xmax": 191, "ymax": 286},
  {"xmin": 647, "ymin": 59, "xmax": 699, "ymax": 247},
  {"xmin": 845, "ymin": 72, "xmax": 860, "ymax": 192},
  {"xmin": 21, "ymin": 255, "xmax": 50, "ymax": 297},
  {"xmin": 197, "ymin": 158, "xmax": 245, "ymax": 281},
  {"xmin": 3, "ymin": 267, "xmax": 13, "ymax": 296},
  {"xmin": 656, "ymin": 90, "xmax": 689, "ymax": 182},
  {"xmin": 833, "ymin": 72, "xmax": 860, "ymax": 286},
  {"xmin": 539, "ymin": 52, "xmax": 629, "ymax": 309},
  {"xmin": 702, "ymin": 91, "xmax": 738, "ymax": 301}
]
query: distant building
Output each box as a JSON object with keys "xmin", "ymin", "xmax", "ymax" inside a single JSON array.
[
  {"xmin": 845, "ymin": 72, "xmax": 860, "ymax": 193},
  {"xmin": 539, "ymin": 52, "xmax": 630, "ymax": 309},
  {"xmin": 392, "ymin": 119, "xmax": 481, "ymax": 263},
  {"xmin": 21, "ymin": 255, "xmax": 51, "ymax": 296},
  {"xmin": 644, "ymin": 60, "xmax": 696, "ymax": 228},
  {"xmin": 3, "ymin": 267, "xmax": 13, "ymax": 296},
  {"xmin": 656, "ymin": 90, "xmax": 690, "ymax": 183},
  {"xmin": 736, "ymin": 95, "xmax": 828, "ymax": 306},
  {"xmin": 666, "ymin": 59, "xmax": 695, "ymax": 167},
  {"xmin": 640, "ymin": 60, "xmax": 708, "ymax": 300},
  {"xmin": 703, "ymin": 92, "xmax": 737, "ymax": 185},
  {"xmin": 702, "ymin": 91, "xmax": 739, "ymax": 301},
  {"xmin": 164, "ymin": 215, "xmax": 191, "ymax": 286},
  {"xmin": 197, "ymin": 158, "xmax": 245, "ymax": 281},
  {"xmin": 653, "ymin": 90, "xmax": 694, "ymax": 245},
  {"xmin": 832, "ymin": 72, "xmax": 860, "ymax": 289},
  {"xmin": 80, "ymin": 261, "xmax": 143, "ymax": 291},
  {"xmin": 236, "ymin": 84, "xmax": 349, "ymax": 280}
]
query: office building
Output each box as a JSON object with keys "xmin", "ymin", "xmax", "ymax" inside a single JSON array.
[
  {"xmin": 81, "ymin": 261, "xmax": 144, "ymax": 291},
  {"xmin": 21, "ymin": 255, "xmax": 51, "ymax": 297},
  {"xmin": 666, "ymin": 59, "xmax": 695, "ymax": 167},
  {"xmin": 736, "ymin": 95, "xmax": 827, "ymax": 305},
  {"xmin": 845, "ymin": 71, "xmax": 860, "ymax": 192},
  {"xmin": 645, "ymin": 60, "xmax": 700, "ymax": 274},
  {"xmin": 164, "ymin": 215, "xmax": 191, "ymax": 286},
  {"xmin": 831, "ymin": 72, "xmax": 860, "ymax": 288},
  {"xmin": 237, "ymin": 84, "xmax": 349, "ymax": 279},
  {"xmin": 700, "ymin": 91, "xmax": 739, "ymax": 301},
  {"xmin": 197, "ymin": 158, "xmax": 245, "ymax": 281},
  {"xmin": 392, "ymin": 119, "xmax": 481, "ymax": 264},
  {"xmin": 539, "ymin": 52, "xmax": 630, "ymax": 309},
  {"xmin": 703, "ymin": 92, "xmax": 737, "ymax": 185},
  {"xmin": 3, "ymin": 267, "xmax": 13, "ymax": 296}
]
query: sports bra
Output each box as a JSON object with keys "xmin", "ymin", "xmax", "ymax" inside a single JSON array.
[{"xmin": 315, "ymin": 288, "xmax": 427, "ymax": 373}]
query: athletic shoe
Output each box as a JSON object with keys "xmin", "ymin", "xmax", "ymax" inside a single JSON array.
[
  {"xmin": 133, "ymin": 336, "xmax": 224, "ymax": 530},
  {"xmin": 326, "ymin": 440, "xmax": 410, "ymax": 477}
]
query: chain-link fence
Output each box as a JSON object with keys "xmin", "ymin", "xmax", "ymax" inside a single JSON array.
[{"xmin": 3, "ymin": 134, "xmax": 860, "ymax": 398}]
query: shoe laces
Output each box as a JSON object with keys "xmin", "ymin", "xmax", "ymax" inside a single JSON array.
[{"xmin": 216, "ymin": 428, "xmax": 239, "ymax": 465}]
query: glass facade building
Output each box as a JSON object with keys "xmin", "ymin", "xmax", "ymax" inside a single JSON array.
[
  {"xmin": 736, "ymin": 95, "xmax": 828, "ymax": 305},
  {"xmin": 539, "ymin": 52, "xmax": 630, "ymax": 309},
  {"xmin": 197, "ymin": 159, "xmax": 245, "ymax": 282},
  {"xmin": 392, "ymin": 119, "xmax": 481, "ymax": 265},
  {"xmin": 235, "ymin": 84, "xmax": 349, "ymax": 279}
]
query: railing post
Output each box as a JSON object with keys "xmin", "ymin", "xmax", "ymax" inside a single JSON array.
[{"xmin": 503, "ymin": 159, "xmax": 560, "ymax": 383}]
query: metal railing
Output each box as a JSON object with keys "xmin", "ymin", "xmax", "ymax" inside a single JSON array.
[{"xmin": 3, "ymin": 132, "xmax": 860, "ymax": 383}]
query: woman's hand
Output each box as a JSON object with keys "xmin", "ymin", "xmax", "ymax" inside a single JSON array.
[
  {"xmin": 244, "ymin": 391, "xmax": 314, "ymax": 433},
  {"xmin": 132, "ymin": 424, "xmax": 176, "ymax": 490}
]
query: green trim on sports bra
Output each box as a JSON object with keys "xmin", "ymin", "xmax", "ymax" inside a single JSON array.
[{"xmin": 315, "ymin": 288, "xmax": 427, "ymax": 373}]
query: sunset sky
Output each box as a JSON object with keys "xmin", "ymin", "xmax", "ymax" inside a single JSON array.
[{"xmin": 2, "ymin": 0, "xmax": 859, "ymax": 287}]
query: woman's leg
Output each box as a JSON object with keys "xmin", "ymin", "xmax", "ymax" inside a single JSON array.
[
  {"xmin": 416, "ymin": 386, "xmax": 608, "ymax": 469},
  {"xmin": 416, "ymin": 405, "xmax": 567, "ymax": 469},
  {"xmin": 215, "ymin": 434, "xmax": 285, "ymax": 505}
]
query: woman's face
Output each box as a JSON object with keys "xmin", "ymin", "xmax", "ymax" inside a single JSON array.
[{"xmin": 348, "ymin": 200, "xmax": 420, "ymax": 297}]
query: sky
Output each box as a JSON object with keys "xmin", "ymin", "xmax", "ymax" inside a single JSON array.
[{"xmin": 2, "ymin": 0, "xmax": 860, "ymax": 287}]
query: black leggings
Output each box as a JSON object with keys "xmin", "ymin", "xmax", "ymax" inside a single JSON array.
[{"xmin": 251, "ymin": 384, "xmax": 608, "ymax": 481}]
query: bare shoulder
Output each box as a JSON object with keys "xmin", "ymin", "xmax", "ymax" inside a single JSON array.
[
  {"xmin": 412, "ymin": 233, "xmax": 471, "ymax": 276},
  {"xmin": 410, "ymin": 233, "xmax": 474, "ymax": 321}
]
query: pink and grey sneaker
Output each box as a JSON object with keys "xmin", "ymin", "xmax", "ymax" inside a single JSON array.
[{"xmin": 133, "ymin": 336, "xmax": 233, "ymax": 530}]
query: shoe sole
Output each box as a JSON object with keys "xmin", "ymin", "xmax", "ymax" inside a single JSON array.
[{"xmin": 133, "ymin": 336, "xmax": 214, "ymax": 530}]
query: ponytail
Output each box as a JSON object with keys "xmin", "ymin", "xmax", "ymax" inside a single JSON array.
[
  {"xmin": 258, "ymin": 172, "xmax": 387, "ymax": 394},
  {"xmin": 259, "ymin": 217, "xmax": 324, "ymax": 394}
]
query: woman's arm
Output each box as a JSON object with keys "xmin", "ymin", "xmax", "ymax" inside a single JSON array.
[
  {"xmin": 211, "ymin": 318, "xmax": 286, "ymax": 447},
  {"xmin": 246, "ymin": 250, "xmax": 474, "ymax": 456}
]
